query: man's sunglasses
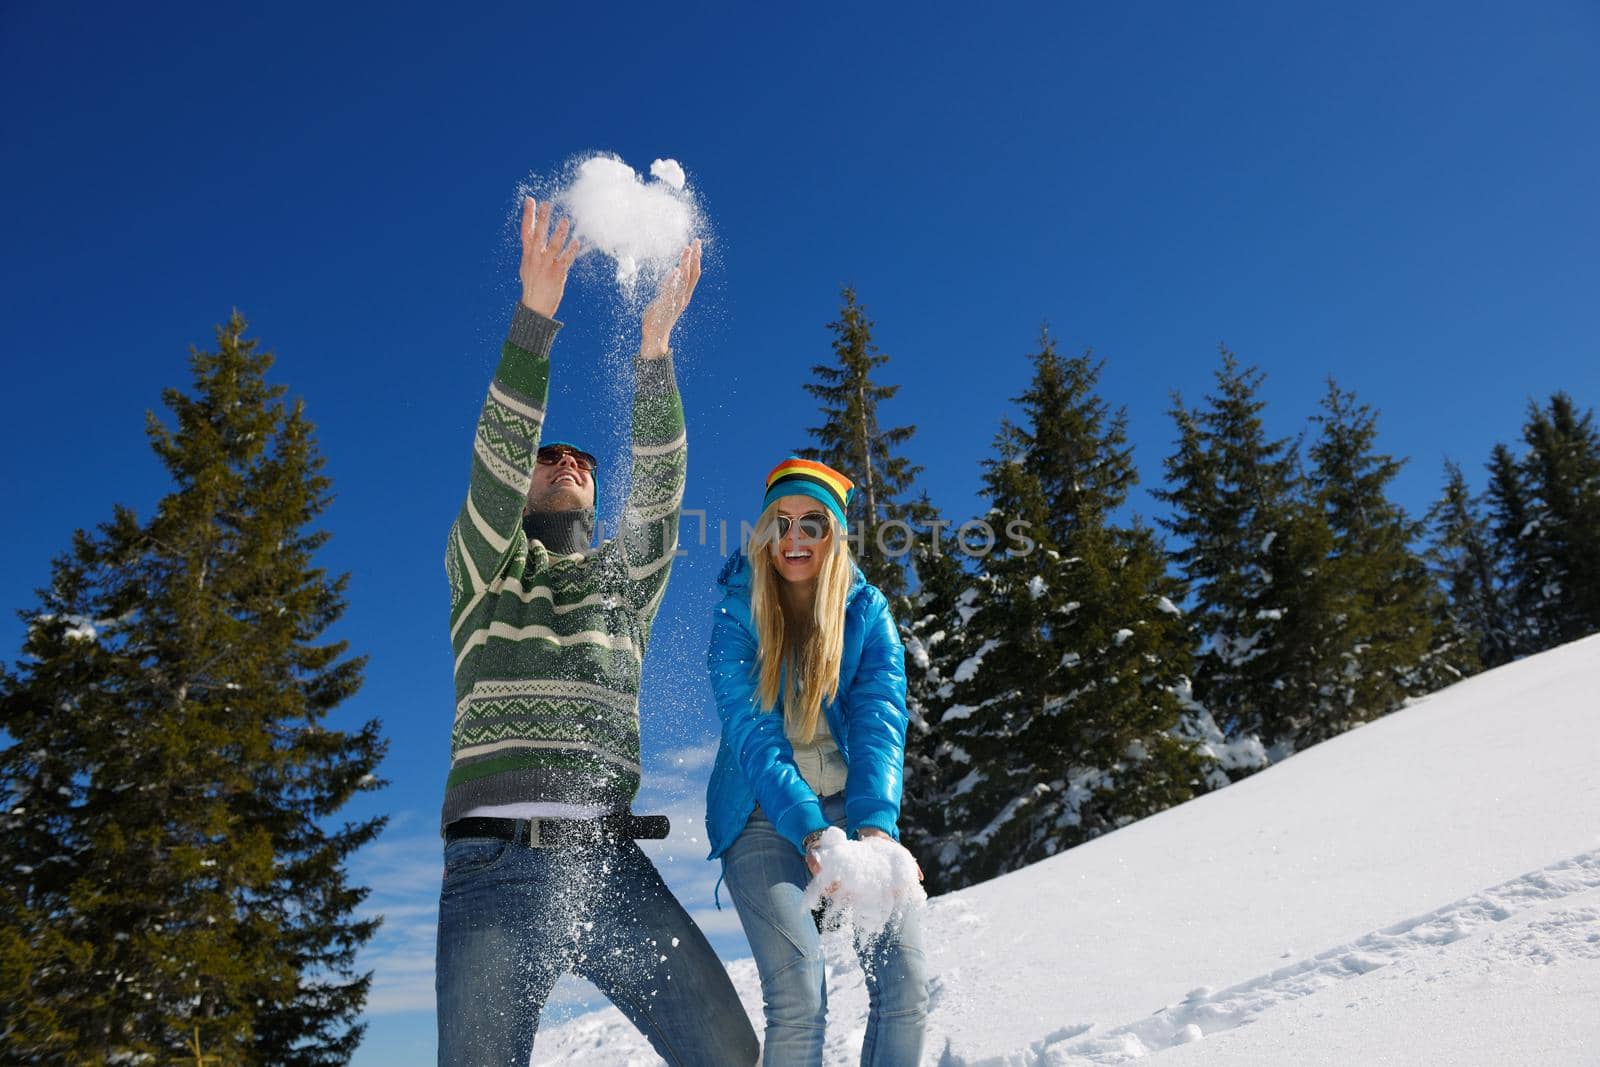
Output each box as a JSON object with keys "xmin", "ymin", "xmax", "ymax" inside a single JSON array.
[
  {"xmin": 774, "ymin": 512, "xmax": 833, "ymax": 541},
  {"xmin": 536, "ymin": 446, "xmax": 598, "ymax": 472}
]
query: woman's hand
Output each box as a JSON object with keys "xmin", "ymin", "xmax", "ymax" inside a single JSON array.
[
  {"xmin": 640, "ymin": 240, "xmax": 702, "ymax": 358},
  {"xmin": 520, "ymin": 197, "xmax": 582, "ymax": 318},
  {"xmin": 859, "ymin": 827, "xmax": 925, "ymax": 883},
  {"xmin": 804, "ymin": 828, "xmax": 827, "ymax": 877}
]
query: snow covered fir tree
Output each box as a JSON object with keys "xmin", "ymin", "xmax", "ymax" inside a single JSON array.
[
  {"xmin": 909, "ymin": 332, "xmax": 1220, "ymax": 890},
  {"xmin": 1302, "ymin": 380, "xmax": 1445, "ymax": 737},
  {"xmin": 1423, "ymin": 459, "xmax": 1503, "ymax": 673},
  {"xmin": 897, "ymin": 509, "xmax": 984, "ymax": 887},
  {"xmin": 0, "ymin": 314, "xmax": 387, "ymax": 1065},
  {"xmin": 1422, "ymin": 393, "xmax": 1600, "ymax": 674},
  {"xmin": 1152, "ymin": 350, "xmax": 1346, "ymax": 755},
  {"xmin": 1484, "ymin": 393, "xmax": 1600, "ymax": 658}
]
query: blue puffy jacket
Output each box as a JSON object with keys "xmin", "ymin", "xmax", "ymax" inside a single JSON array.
[{"xmin": 703, "ymin": 548, "xmax": 909, "ymax": 859}]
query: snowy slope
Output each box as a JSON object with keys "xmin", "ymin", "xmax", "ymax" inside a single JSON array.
[{"xmin": 533, "ymin": 635, "xmax": 1600, "ymax": 1065}]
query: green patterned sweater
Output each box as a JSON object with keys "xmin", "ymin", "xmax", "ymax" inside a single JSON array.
[{"xmin": 441, "ymin": 304, "xmax": 686, "ymax": 830}]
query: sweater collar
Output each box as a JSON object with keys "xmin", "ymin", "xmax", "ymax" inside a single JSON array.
[{"xmin": 521, "ymin": 507, "xmax": 595, "ymax": 555}]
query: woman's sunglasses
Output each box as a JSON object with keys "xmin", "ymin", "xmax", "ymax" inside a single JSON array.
[
  {"xmin": 773, "ymin": 512, "xmax": 832, "ymax": 541},
  {"xmin": 536, "ymin": 446, "xmax": 598, "ymax": 472}
]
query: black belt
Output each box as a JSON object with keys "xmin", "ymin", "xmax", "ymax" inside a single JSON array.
[{"xmin": 444, "ymin": 812, "xmax": 670, "ymax": 848}]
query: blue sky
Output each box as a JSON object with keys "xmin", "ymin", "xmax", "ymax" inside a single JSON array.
[{"xmin": 2, "ymin": 2, "xmax": 1597, "ymax": 1062}]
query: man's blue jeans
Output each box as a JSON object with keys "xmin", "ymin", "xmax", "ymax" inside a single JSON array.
[
  {"xmin": 435, "ymin": 831, "xmax": 757, "ymax": 1066},
  {"xmin": 720, "ymin": 794, "xmax": 928, "ymax": 1067}
]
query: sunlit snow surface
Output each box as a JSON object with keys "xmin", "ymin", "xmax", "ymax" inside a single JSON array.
[{"xmin": 533, "ymin": 634, "xmax": 1600, "ymax": 1064}]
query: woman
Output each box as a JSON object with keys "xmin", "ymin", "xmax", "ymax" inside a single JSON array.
[{"xmin": 704, "ymin": 457, "xmax": 928, "ymax": 1067}]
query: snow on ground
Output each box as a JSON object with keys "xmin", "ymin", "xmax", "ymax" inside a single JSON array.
[{"xmin": 533, "ymin": 634, "xmax": 1600, "ymax": 1065}]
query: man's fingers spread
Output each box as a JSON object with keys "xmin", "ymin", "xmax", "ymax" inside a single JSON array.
[{"xmin": 534, "ymin": 200, "xmax": 552, "ymax": 249}]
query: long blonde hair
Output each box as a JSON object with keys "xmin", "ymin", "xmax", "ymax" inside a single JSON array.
[{"xmin": 747, "ymin": 501, "xmax": 854, "ymax": 743}]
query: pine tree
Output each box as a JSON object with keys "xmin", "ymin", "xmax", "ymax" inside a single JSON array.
[
  {"xmin": 1485, "ymin": 394, "xmax": 1600, "ymax": 658},
  {"xmin": 896, "ymin": 506, "xmax": 980, "ymax": 891},
  {"xmin": 1425, "ymin": 459, "xmax": 1506, "ymax": 670},
  {"xmin": 937, "ymin": 330, "xmax": 1212, "ymax": 888},
  {"xmin": 1304, "ymin": 381, "xmax": 1438, "ymax": 736},
  {"xmin": 800, "ymin": 287, "xmax": 929, "ymax": 599},
  {"xmin": 1154, "ymin": 348, "xmax": 1341, "ymax": 754},
  {"xmin": 0, "ymin": 313, "xmax": 387, "ymax": 1065},
  {"xmin": 1513, "ymin": 393, "xmax": 1600, "ymax": 648},
  {"xmin": 1485, "ymin": 439, "xmax": 1549, "ymax": 658}
]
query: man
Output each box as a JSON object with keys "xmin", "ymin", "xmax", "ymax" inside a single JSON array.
[{"xmin": 437, "ymin": 197, "xmax": 756, "ymax": 1065}]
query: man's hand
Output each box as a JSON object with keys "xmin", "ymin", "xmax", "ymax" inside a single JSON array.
[
  {"xmin": 640, "ymin": 240, "xmax": 702, "ymax": 359},
  {"xmin": 520, "ymin": 197, "xmax": 581, "ymax": 319}
]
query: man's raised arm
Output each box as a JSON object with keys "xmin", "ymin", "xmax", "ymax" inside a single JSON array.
[
  {"xmin": 445, "ymin": 198, "xmax": 581, "ymax": 620},
  {"xmin": 618, "ymin": 241, "xmax": 702, "ymax": 621}
]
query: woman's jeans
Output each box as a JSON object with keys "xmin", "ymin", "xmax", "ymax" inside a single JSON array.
[
  {"xmin": 436, "ymin": 831, "xmax": 757, "ymax": 1066},
  {"xmin": 720, "ymin": 794, "xmax": 928, "ymax": 1066}
]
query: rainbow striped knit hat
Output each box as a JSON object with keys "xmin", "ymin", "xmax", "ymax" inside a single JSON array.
[{"xmin": 762, "ymin": 457, "xmax": 855, "ymax": 530}]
